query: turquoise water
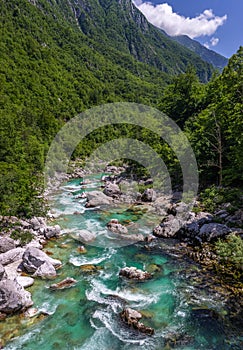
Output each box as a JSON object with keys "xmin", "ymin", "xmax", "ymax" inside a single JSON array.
[{"xmin": 3, "ymin": 176, "xmax": 242, "ymax": 349}]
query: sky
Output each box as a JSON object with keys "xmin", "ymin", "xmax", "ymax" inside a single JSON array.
[{"xmin": 133, "ymin": 1, "xmax": 243, "ymax": 58}]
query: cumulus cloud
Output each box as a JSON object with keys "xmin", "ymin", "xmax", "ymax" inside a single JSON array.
[{"xmin": 133, "ymin": 2, "xmax": 227, "ymax": 39}]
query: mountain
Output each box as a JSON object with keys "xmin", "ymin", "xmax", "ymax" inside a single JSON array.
[
  {"xmin": 171, "ymin": 35, "xmax": 228, "ymax": 71},
  {"xmin": 0, "ymin": 0, "xmax": 218, "ymax": 216},
  {"xmin": 64, "ymin": 0, "xmax": 214, "ymax": 81}
]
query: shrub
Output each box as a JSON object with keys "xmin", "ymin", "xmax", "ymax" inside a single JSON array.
[
  {"xmin": 215, "ymin": 234, "xmax": 243, "ymax": 271},
  {"xmin": 10, "ymin": 230, "xmax": 34, "ymax": 245}
]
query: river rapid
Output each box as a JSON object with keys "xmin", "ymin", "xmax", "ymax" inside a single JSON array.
[{"xmin": 3, "ymin": 174, "xmax": 242, "ymax": 350}]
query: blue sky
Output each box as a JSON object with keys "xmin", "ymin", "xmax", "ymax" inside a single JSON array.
[{"xmin": 133, "ymin": 1, "xmax": 243, "ymax": 58}]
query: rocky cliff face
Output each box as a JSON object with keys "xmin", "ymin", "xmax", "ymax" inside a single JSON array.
[{"xmin": 50, "ymin": 0, "xmax": 215, "ymax": 80}]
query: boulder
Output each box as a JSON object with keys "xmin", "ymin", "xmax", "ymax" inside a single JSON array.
[
  {"xmin": 77, "ymin": 230, "xmax": 96, "ymax": 243},
  {"xmin": 152, "ymin": 196, "xmax": 171, "ymax": 216},
  {"xmin": 103, "ymin": 183, "xmax": 121, "ymax": 198},
  {"xmin": 44, "ymin": 225, "xmax": 61, "ymax": 239},
  {"xmin": 0, "ymin": 279, "xmax": 33, "ymax": 314},
  {"xmin": 141, "ymin": 189, "xmax": 156, "ymax": 202},
  {"xmin": 120, "ymin": 308, "xmax": 154, "ymax": 335},
  {"xmin": 25, "ymin": 239, "xmax": 43, "ymax": 250},
  {"xmin": 0, "ymin": 237, "xmax": 16, "ymax": 253},
  {"xmin": 107, "ymin": 220, "xmax": 128, "ymax": 235},
  {"xmin": 119, "ymin": 266, "xmax": 151, "ymax": 281},
  {"xmin": 16, "ymin": 276, "xmax": 34, "ymax": 288},
  {"xmin": 105, "ymin": 165, "xmax": 119, "ymax": 173},
  {"xmin": 29, "ymin": 216, "xmax": 42, "ymax": 229},
  {"xmin": 0, "ymin": 264, "xmax": 6, "ymax": 280},
  {"xmin": 0, "ymin": 248, "xmax": 25, "ymax": 266},
  {"xmin": 33, "ymin": 261, "xmax": 57, "ymax": 279},
  {"xmin": 22, "ymin": 247, "xmax": 61, "ymax": 273},
  {"xmin": 153, "ymin": 216, "xmax": 181, "ymax": 238},
  {"xmin": 50, "ymin": 277, "xmax": 77, "ymax": 290},
  {"xmin": 4, "ymin": 260, "xmax": 22, "ymax": 280},
  {"xmin": 167, "ymin": 202, "xmax": 189, "ymax": 217},
  {"xmin": 198, "ymin": 223, "xmax": 232, "ymax": 242},
  {"xmin": 85, "ymin": 190, "xmax": 112, "ymax": 207},
  {"xmin": 194, "ymin": 212, "xmax": 213, "ymax": 226}
]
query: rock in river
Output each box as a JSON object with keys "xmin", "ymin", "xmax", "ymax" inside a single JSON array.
[
  {"xmin": 103, "ymin": 183, "xmax": 121, "ymax": 198},
  {"xmin": 50, "ymin": 277, "xmax": 77, "ymax": 290},
  {"xmin": 85, "ymin": 190, "xmax": 112, "ymax": 208},
  {"xmin": 119, "ymin": 266, "xmax": 152, "ymax": 281},
  {"xmin": 107, "ymin": 219, "xmax": 128, "ymax": 235},
  {"xmin": 77, "ymin": 230, "xmax": 96, "ymax": 243},
  {"xmin": 33, "ymin": 261, "xmax": 57, "ymax": 279},
  {"xmin": 120, "ymin": 308, "xmax": 154, "ymax": 335}
]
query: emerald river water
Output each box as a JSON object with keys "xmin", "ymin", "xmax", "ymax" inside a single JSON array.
[{"xmin": 3, "ymin": 175, "xmax": 242, "ymax": 349}]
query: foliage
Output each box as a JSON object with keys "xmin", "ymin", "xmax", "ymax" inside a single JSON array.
[
  {"xmin": 10, "ymin": 229, "xmax": 34, "ymax": 245},
  {"xmin": 185, "ymin": 47, "xmax": 243, "ymax": 187},
  {"xmin": 159, "ymin": 66, "xmax": 207, "ymax": 127},
  {"xmin": 0, "ymin": 0, "xmax": 242, "ymax": 218},
  {"xmin": 215, "ymin": 234, "xmax": 243, "ymax": 272},
  {"xmin": 199, "ymin": 185, "xmax": 243, "ymax": 213}
]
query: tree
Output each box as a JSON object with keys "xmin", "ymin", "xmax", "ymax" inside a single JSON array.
[
  {"xmin": 186, "ymin": 47, "xmax": 243, "ymax": 187},
  {"xmin": 159, "ymin": 66, "xmax": 207, "ymax": 127}
]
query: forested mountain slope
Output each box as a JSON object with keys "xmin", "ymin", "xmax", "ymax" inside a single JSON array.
[{"xmin": 0, "ymin": 0, "xmax": 242, "ymax": 217}]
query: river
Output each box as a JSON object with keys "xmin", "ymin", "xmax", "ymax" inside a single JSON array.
[{"xmin": 4, "ymin": 174, "xmax": 242, "ymax": 349}]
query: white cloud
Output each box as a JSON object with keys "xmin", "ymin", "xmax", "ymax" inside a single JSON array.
[
  {"xmin": 204, "ymin": 37, "xmax": 220, "ymax": 49},
  {"xmin": 210, "ymin": 37, "xmax": 219, "ymax": 46},
  {"xmin": 133, "ymin": 2, "xmax": 227, "ymax": 39}
]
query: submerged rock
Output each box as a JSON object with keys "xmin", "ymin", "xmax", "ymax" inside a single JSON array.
[
  {"xmin": 0, "ymin": 279, "xmax": 33, "ymax": 313},
  {"xmin": 118, "ymin": 233, "xmax": 145, "ymax": 242},
  {"xmin": 77, "ymin": 230, "xmax": 96, "ymax": 243},
  {"xmin": 119, "ymin": 266, "xmax": 152, "ymax": 281},
  {"xmin": 120, "ymin": 308, "xmax": 154, "ymax": 335},
  {"xmin": 50, "ymin": 277, "xmax": 77, "ymax": 290},
  {"xmin": 80, "ymin": 264, "xmax": 101, "ymax": 273}
]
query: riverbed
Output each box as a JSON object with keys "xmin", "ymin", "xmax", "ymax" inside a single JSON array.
[{"xmin": 3, "ymin": 175, "xmax": 242, "ymax": 349}]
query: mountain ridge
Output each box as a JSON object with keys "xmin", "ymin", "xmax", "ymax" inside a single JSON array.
[{"xmin": 171, "ymin": 34, "xmax": 228, "ymax": 71}]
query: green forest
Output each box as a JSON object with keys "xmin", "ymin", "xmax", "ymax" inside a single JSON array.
[{"xmin": 0, "ymin": 0, "xmax": 242, "ymax": 217}]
